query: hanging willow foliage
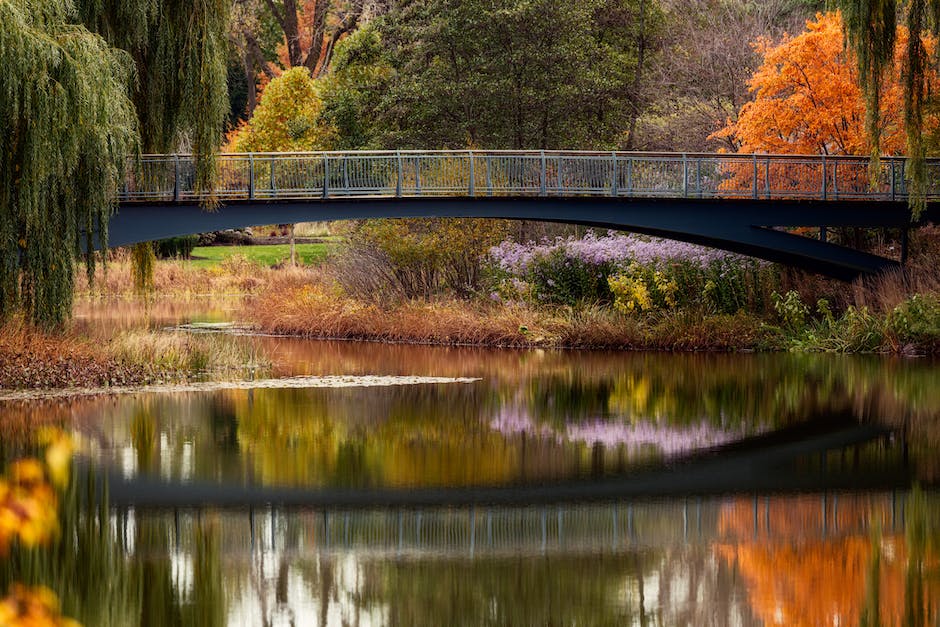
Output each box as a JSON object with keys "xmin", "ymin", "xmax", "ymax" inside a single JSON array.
[
  {"xmin": 78, "ymin": 0, "xmax": 230, "ymax": 193},
  {"xmin": 79, "ymin": 0, "xmax": 230, "ymax": 293},
  {"xmin": 0, "ymin": 0, "xmax": 138, "ymax": 327},
  {"xmin": 840, "ymin": 0, "xmax": 940, "ymax": 218}
]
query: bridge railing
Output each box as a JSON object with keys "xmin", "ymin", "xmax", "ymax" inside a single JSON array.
[{"xmin": 118, "ymin": 151, "xmax": 940, "ymax": 203}]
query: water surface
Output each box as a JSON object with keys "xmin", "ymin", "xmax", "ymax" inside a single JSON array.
[{"xmin": 2, "ymin": 298, "xmax": 938, "ymax": 625}]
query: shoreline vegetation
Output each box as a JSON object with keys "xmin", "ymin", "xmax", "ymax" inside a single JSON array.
[
  {"xmin": 242, "ymin": 224, "xmax": 940, "ymax": 355},
  {"xmin": 0, "ymin": 317, "xmax": 268, "ymax": 391},
  {"xmin": 3, "ymin": 224, "xmax": 938, "ymax": 392}
]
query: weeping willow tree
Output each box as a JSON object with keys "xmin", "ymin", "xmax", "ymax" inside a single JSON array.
[
  {"xmin": 840, "ymin": 0, "xmax": 940, "ymax": 217},
  {"xmin": 0, "ymin": 0, "xmax": 138, "ymax": 327},
  {"xmin": 78, "ymin": 0, "xmax": 229, "ymax": 191},
  {"xmin": 79, "ymin": 0, "xmax": 231, "ymax": 291},
  {"xmin": 0, "ymin": 0, "xmax": 230, "ymax": 325}
]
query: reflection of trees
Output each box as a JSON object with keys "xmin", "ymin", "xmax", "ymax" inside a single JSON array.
[
  {"xmin": 134, "ymin": 514, "xmax": 227, "ymax": 627},
  {"xmin": 36, "ymin": 347, "xmax": 940, "ymax": 487},
  {"xmin": 716, "ymin": 493, "xmax": 940, "ymax": 626},
  {"xmin": 233, "ymin": 386, "xmax": 533, "ymax": 488},
  {"xmin": 0, "ymin": 474, "xmax": 139, "ymax": 626},
  {"xmin": 0, "ymin": 466, "xmax": 228, "ymax": 626}
]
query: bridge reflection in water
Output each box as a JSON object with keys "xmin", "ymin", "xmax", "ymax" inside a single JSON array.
[
  {"xmin": 118, "ymin": 493, "xmax": 912, "ymax": 560},
  {"xmin": 109, "ymin": 151, "xmax": 940, "ymax": 279},
  {"xmin": 111, "ymin": 492, "xmax": 939, "ymax": 625}
]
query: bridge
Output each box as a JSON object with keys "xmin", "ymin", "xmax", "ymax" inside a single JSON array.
[{"xmin": 110, "ymin": 150, "xmax": 940, "ymax": 280}]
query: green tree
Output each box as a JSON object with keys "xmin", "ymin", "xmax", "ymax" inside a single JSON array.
[
  {"xmin": 317, "ymin": 24, "xmax": 393, "ymax": 150},
  {"xmin": 1, "ymin": 0, "xmax": 230, "ymax": 326},
  {"xmin": 79, "ymin": 0, "xmax": 231, "ymax": 294},
  {"xmin": 345, "ymin": 0, "xmax": 663, "ymax": 150}
]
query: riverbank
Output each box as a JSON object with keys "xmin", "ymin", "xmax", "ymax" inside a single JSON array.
[
  {"xmin": 243, "ymin": 283, "xmax": 940, "ymax": 354},
  {"xmin": 0, "ymin": 319, "xmax": 268, "ymax": 390},
  {"xmin": 242, "ymin": 257, "xmax": 940, "ymax": 354},
  {"xmin": 243, "ymin": 278, "xmax": 773, "ymax": 350}
]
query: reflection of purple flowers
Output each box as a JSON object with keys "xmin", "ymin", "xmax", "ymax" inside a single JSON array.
[
  {"xmin": 489, "ymin": 408, "xmax": 556, "ymax": 438},
  {"xmin": 565, "ymin": 421, "xmax": 737, "ymax": 456},
  {"xmin": 489, "ymin": 231, "xmax": 748, "ymax": 274},
  {"xmin": 490, "ymin": 407, "xmax": 741, "ymax": 457}
]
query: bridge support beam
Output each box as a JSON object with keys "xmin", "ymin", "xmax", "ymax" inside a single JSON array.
[{"xmin": 106, "ymin": 196, "xmax": 936, "ymax": 281}]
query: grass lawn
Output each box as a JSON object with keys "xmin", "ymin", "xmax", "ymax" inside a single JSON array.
[{"xmin": 186, "ymin": 243, "xmax": 335, "ymax": 268}]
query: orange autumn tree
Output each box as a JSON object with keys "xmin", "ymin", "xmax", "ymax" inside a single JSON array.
[{"xmin": 713, "ymin": 11, "xmax": 939, "ymax": 156}]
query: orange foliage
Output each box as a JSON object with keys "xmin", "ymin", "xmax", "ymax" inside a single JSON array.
[{"xmin": 713, "ymin": 12, "xmax": 939, "ymax": 156}]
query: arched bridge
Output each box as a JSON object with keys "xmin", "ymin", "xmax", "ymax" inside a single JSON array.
[{"xmin": 110, "ymin": 150, "xmax": 940, "ymax": 280}]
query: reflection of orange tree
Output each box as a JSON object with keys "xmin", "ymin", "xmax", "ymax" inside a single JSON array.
[
  {"xmin": 715, "ymin": 495, "xmax": 939, "ymax": 626},
  {"xmin": 0, "ymin": 430, "xmax": 78, "ymax": 627}
]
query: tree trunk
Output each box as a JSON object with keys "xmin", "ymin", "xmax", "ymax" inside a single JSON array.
[
  {"xmin": 289, "ymin": 223, "xmax": 296, "ymax": 266},
  {"xmin": 624, "ymin": 0, "xmax": 648, "ymax": 150}
]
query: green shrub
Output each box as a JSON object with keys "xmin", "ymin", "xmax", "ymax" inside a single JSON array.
[
  {"xmin": 155, "ymin": 236, "xmax": 198, "ymax": 259},
  {"xmin": 885, "ymin": 294, "xmax": 940, "ymax": 353},
  {"xmin": 528, "ymin": 250, "xmax": 614, "ymax": 305}
]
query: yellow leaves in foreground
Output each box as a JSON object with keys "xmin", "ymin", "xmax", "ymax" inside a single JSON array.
[
  {"xmin": 0, "ymin": 431, "xmax": 79, "ymax": 627},
  {"xmin": 0, "ymin": 460, "xmax": 57, "ymax": 554},
  {"xmin": 0, "ymin": 584, "xmax": 79, "ymax": 627},
  {"xmin": 0, "ymin": 430, "xmax": 72, "ymax": 554}
]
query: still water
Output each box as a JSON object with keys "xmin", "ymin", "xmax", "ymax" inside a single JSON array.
[{"xmin": 1, "ymin": 300, "xmax": 939, "ymax": 625}]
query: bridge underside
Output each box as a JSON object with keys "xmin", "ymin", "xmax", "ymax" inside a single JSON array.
[{"xmin": 108, "ymin": 196, "xmax": 938, "ymax": 280}]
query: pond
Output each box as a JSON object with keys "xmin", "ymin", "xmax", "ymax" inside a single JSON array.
[{"xmin": 1, "ymin": 299, "xmax": 938, "ymax": 625}]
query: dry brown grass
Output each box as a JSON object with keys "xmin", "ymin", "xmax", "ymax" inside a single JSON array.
[
  {"xmin": 0, "ymin": 315, "xmax": 270, "ymax": 390},
  {"xmin": 777, "ymin": 225, "xmax": 940, "ymax": 314},
  {"xmin": 0, "ymin": 319, "xmax": 148, "ymax": 389},
  {"xmin": 75, "ymin": 254, "xmax": 284, "ymax": 298},
  {"xmin": 245, "ymin": 278, "xmax": 772, "ymax": 350}
]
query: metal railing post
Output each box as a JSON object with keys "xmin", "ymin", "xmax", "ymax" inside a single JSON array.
[
  {"xmin": 890, "ymin": 158, "xmax": 896, "ymax": 201},
  {"xmin": 764, "ymin": 156, "xmax": 771, "ymax": 198},
  {"xmin": 696, "ymin": 157, "xmax": 702, "ymax": 198},
  {"xmin": 248, "ymin": 154, "xmax": 255, "ymax": 200},
  {"xmin": 415, "ymin": 157, "xmax": 422, "ymax": 196},
  {"xmin": 173, "ymin": 154, "xmax": 180, "ymax": 202},
  {"xmin": 752, "ymin": 154, "xmax": 758, "ymax": 199},
  {"xmin": 270, "ymin": 158, "xmax": 276, "ymax": 197},
  {"xmin": 821, "ymin": 155, "xmax": 827, "ymax": 200},
  {"xmin": 832, "ymin": 160, "xmax": 838, "ymax": 200},
  {"xmin": 611, "ymin": 152, "xmax": 618, "ymax": 197},
  {"xmin": 485, "ymin": 155, "xmax": 493, "ymax": 196},
  {"xmin": 396, "ymin": 151, "xmax": 403, "ymax": 197},
  {"xmin": 322, "ymin": 154, "xmax": 329, "ymax": 199},
  {"xmin": 540, "ymin": 151, "xmax": 547, "ymax": 197},
  {"xmin": 468, "ymin": 150, "xmax": 475, "ymax": 197},
  {"xmin": 627, "ymin": 157, "xmax": 633, "ymax": 196},
  {"xmin": 682, "ymin": 153, "xmax": 689, "ymax": 197}
]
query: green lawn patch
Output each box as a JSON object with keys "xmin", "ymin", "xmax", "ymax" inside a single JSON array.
[{"xmin": 185, "ymin": 243, "xmax": 334, "ymax": 268}]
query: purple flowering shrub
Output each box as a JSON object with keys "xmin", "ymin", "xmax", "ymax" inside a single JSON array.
[{"xmin": 488, "ymin": 232, "xmax": 778, "ymax": 312}]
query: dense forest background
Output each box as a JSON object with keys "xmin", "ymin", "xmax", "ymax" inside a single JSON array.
[{"xmin": 226, "ymin": 0, "xmax": 827, "ymax": 152}]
